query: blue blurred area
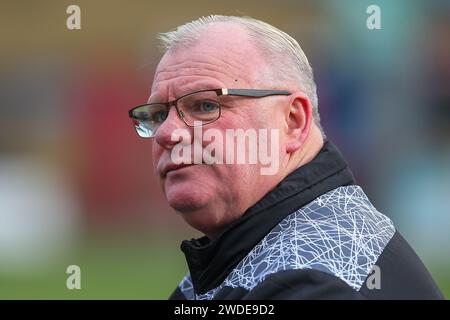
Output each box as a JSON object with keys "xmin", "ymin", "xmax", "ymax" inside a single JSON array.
[{"xmin": 0, "ymin": 0, "xmax": 449, "ymax": 298}]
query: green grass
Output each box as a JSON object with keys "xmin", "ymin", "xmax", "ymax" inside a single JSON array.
[{"xmin": 0, "ymin": 238, "xmax": 187, "ymax": 299}]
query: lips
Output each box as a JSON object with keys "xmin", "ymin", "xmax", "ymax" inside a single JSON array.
[{"xmin": 161, "ymin": 163, "xmax": 195, "ymax": 177}]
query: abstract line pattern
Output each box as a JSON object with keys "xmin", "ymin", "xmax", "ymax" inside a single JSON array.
[
  {"xmin": 178, "ymin": 185, "xmax": 396, "ymax": 300},
  {"xmin": 178, "ymin": 274, "xmax": 195, "ymax": 300}
]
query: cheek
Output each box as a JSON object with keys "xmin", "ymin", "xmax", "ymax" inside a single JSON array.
[{"xmin": 219, "ymin": 103, "xmax": 256, "ymax": 127}]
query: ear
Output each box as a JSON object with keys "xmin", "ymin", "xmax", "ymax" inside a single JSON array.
[{"xmin": 285, "ymin": 92, "xmax": 312, "ymax": 154}]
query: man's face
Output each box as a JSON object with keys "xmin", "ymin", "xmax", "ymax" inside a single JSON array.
[{"xmin": 150, "ymin": 24, "xmax": 288, "ymax": 236}]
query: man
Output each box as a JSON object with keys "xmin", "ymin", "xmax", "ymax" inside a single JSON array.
[{"xmin": 129, "ymin": 15, "xmax": 443, "ymax": 299}]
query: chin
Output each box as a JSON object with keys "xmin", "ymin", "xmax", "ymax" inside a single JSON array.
[
  {"xmin": 164, "ymin": 179, "xmax": 210, "ymax": 212},
  {"xmin": 163, "ymin": 165, "xmax": 214, "ymax": 210},
  {"xmin": 165, "ymin": 180, "xmax": 226, "ymax": 235}
]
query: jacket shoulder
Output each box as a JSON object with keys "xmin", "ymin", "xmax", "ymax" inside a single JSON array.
[{"xmin": 229, "ymin": 185, "xmax": 396, "ymax": 292}]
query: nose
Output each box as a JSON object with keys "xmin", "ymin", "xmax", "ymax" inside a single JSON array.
[{"xmin": 154, "ymin": 105, "xmax": 190, "ymax": 149}]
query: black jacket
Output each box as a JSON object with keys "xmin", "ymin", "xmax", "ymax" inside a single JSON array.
[{"xmin": 170, "ymin": 141, "xmax": 444, "ymax": 299}]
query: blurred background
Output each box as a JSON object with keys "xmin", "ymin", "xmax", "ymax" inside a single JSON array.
[{"xmin": 0, "ymin": 0, "xmax": 449, "ymax": 299}]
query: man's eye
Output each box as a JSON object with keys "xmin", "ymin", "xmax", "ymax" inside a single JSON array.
[
  {"xmin": 151, "ymin": 110, "xmax": 168, "ymax": 123},
  {"xmin": 194, "ymin": 101, "xmax": 220, "ymax": 113}
]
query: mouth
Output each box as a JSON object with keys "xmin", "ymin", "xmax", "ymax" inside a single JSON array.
[{"xmin": 162, "ymin": 163, "xmax": 196, "ymax": 177}]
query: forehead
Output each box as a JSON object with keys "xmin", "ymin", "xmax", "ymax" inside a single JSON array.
[{"xmin": 151, "ymin": 23, "xmax": 268, "ymax": 100}]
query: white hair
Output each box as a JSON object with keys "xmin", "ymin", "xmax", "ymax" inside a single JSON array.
[{"xmin": 158, "ymin": 15, "xmax": 323, "ymax": 133}]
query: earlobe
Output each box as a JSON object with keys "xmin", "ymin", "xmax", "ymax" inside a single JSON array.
[{"xmin": 285, "ymin": 94, "xmax": 312, "ymax": 154}]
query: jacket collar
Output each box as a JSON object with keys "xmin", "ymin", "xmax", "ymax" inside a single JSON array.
[{"xmin": 180, "ymin": 140, "xmax": 355, "ymax": 294}]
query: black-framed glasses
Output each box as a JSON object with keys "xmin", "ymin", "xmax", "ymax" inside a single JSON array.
[{"xmin": 128, "ymin": 88, "xmax": 291, "ymax": 138}]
